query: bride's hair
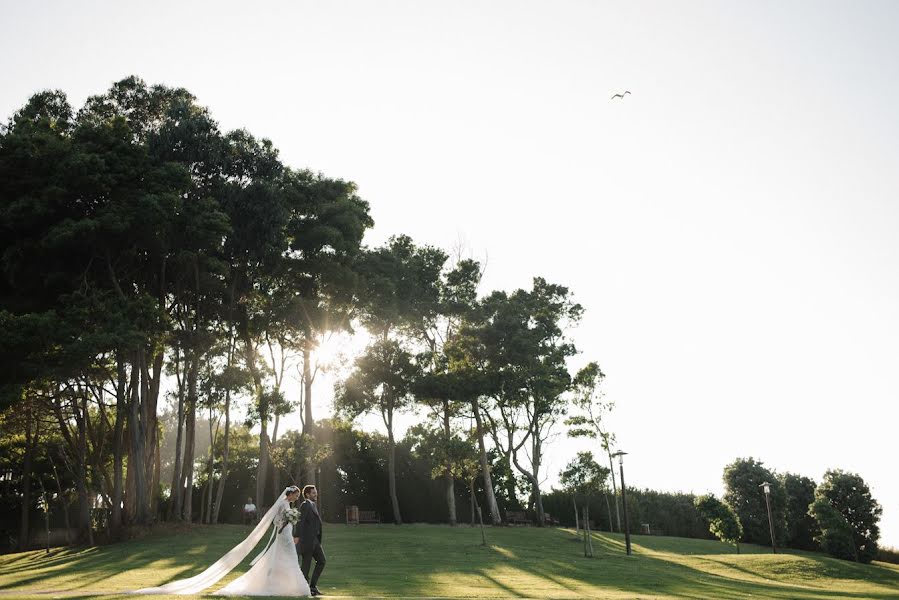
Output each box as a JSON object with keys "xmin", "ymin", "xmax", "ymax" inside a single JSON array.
[{"xmin": 284, "ymin": 485, "xmax": 300, "ymax": 496}]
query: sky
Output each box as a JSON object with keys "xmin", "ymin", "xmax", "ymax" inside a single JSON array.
[{"xmin": 2, "ymin": 0, "xmax": 898, "ymax": 546}]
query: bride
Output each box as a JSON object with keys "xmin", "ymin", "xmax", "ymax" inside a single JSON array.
[{"xmin": 134, "ymin": 486, "xmax": 311, "ymax": 597}]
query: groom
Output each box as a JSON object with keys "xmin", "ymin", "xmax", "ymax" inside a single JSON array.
[{"xmin": 293, "ymin": 485, "xmax": 325, "ymax": 597}]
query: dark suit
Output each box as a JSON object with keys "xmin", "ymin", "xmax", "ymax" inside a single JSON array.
[{"xmin": 293, "ymin": 499, "xmax": 325, "ymax": 588}]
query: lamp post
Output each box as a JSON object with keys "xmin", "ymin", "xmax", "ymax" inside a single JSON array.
[
  {"xmin": 759, "ymin": 482, "xmax": 776, "ymax": 554},
  {"xmin": 611, "ymin": 451, "xmax": 631, "ymax": 556}
]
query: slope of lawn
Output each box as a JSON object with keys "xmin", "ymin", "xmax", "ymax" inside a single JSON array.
[{"xmin": 1, "ymin": 523, "xmax": 897, "ymax": 599}]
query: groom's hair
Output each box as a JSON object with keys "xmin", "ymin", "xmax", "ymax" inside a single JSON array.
[{"xmin": 302, "ymin": 485, "xmax": 316, "ymax": 498}]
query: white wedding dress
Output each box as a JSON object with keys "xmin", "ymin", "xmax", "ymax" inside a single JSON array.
[
  {"xmin": 134, "ymin": 491, "xmax": 310, "ymax": 597},
  {"xmin": 216, "ymin": 498, "xmax": 310, "ymax": 596}
]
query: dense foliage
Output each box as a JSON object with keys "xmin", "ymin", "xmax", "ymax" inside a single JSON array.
[
  {"xmin": 810, "ymin": 470, "xmax": 882, "ymax": 563},
  {"xmin": 0, "ymin": 79, "xmax": 884, "ymax": 562},
  {"xmin": 695, "ymin": 494, "xmax": 743, "ymax": 552}
]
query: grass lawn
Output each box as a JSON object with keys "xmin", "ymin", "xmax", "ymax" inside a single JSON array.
[{"xmin": 1, "ymin": 523, "xmax": 897, "ymax": 599}]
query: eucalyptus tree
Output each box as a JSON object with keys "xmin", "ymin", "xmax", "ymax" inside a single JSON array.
[
  {"xmin": 280, "ymin": 170, "xmax": 373, "ymax": 436},
  {"xmin": 566, "ymin": 362, "xmax": 621, "ymax": 531},
  {"xmin": 410, "ymin": 257, "xmax": 482, "ymax": 525},
  {"xmin": 443, "ymin": 330, "xmax": 503, "ymax": 525},
  {"xmin": 76, "ymin": 78, "xmax": 218, "ymax": 523},
  {"xmin": 334, "ymin": 339, "xmax": 418, "ymax": 524},
  {"xmin": 408, "ymin": 425, "xmax": 487, "ymax": 541},
  {"xmin": 560, "ymin": 451, "xmax": 610, "ymax": 557},
  {"xmin": 356, "ymin": 237, "xmax": 483, "ymax": 526},
  {"xmin": 209, "ymin": 334, "xmax": 252, "ymax": 524},
  {"xmin": 477, "ymin": 278, "xmax": 582, "ymax": 525},
  {"xmin": 0, "ymin": 80, "xmax": 192, "ymax": 525},
  {"xmin": 340, "ymin": 235, "xmax": 445, "ymax": 522},
  {"xmin": 218, "ymin": 130, "xmax": 286, "ymax": 510}
]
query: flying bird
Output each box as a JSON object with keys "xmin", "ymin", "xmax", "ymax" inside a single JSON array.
[{"xmin": 611, "ymin": 91, "xmax": 631, "ymax": 100}]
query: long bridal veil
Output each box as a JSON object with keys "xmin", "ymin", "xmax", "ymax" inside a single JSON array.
[{"xmin": 133, "ymin": 490, "xmax": 290, "ymax": 595}]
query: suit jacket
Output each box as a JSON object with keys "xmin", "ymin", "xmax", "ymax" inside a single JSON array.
[{"xmin": 293, "ymin": 499, "xmax": 323, "ymax": 552}]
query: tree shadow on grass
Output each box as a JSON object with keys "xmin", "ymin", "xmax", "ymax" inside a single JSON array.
[
  {"xmin": 0, "ymin": 528, "xmax": 241, "ymax": 593},
  {"xmin": 323, "ymin": 526, "xmax": 899, "ymax": 599},
  {"xmin": 4, "ymin": 524, "xmax": 899, "ymax": 599}
]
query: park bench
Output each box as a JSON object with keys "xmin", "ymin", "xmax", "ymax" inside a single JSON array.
[
  {"xmin": 506, "ymin": 510, "xmax": 530, "ymax": 525},
  {"xmin": 543, "ymin": 513, "xmax": 560, "ymax": 526},
  {"xmin": 346, "ymin": 505, "xmax": 382, "ymax": 524},
  {"xmin": 641, "ymin": 523, "xmax": 664, "ymax": 535},
  {"xmin": 358, "ymin": 510, "xmax": 381, "ymax": 524}
]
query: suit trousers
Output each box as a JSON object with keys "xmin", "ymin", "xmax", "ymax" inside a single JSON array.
[{"xmin": 300, "ymin": 543, "xmax": 326, "ymax": 587}]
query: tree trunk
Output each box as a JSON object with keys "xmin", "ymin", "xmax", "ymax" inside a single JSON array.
[
  {"xmin": 270, "ymin": 414, "xmax": 281, "ymax": 502},
  {"xmin": 472, "ymin": 399, "xmax": 501, "ymax": 525},
  {"xmin": 199, "ymin": 475, "xmax": 207, "ymax": 525},
  {"xmin": 146, "ymin": 348, "xmax": 164, "ymax": 520},
  {"xmin": 604, "ymin": 491, "xmax": 614, "ymax": 533},
  {"xmin": 387, "ymin": 409, "xmax": 402, "ymax": 525},
  {"xmin": 302, "ymin": 339, "xmax": 314, "ymax": 434},
  {"xmin": 242, "ymin": 331, "xmax": 270, "ymax": 512},
  {"xmin": 476, "ymin": 505, "xmax": 487, "ymax": 546},
  {"xmin": 212, "ymin": 388, "xmax": 231, "ymax": 524},
  {"xmin": 111, "ymin": 352, "xmax": 127, "ymax": 533},
  {"xmin": 168, "ymin": 348, "xmax": 186, "ymax": 522},
  {"xmin": 129, "ymin": 356, "xmax": 148, "ymax": 524},
  {"xmin": 585, "ymin": 502, "xmax": 594, "ymax": 557},
  {"xmin": 469, "ymin": 478, "xmax": 476, "ymax": 527},
  {"xmin": 607, "ymin": 450, "xmax": 621, "ymax": 532},
  {"xmin": 573, "ymin": 496, "xmax": 580, "ymax": 534},
  {"xmin": 180, "ymin": 358, "xmax": 198, "ymax": 522},
  {"xmin": 503, "ymin": 459, "xmax": 518, "ymax": 509},
  {"xmin": 18, "ymin": 401, "xmax": 34, "ymax": 552},
  {"xmin": 532, "ymin": 478, "xmax": 545, "ymax": 526},
  {"xmin": 511, "ymin": 451, "xmax": 544, "ymax": 526},
  {"xmin": 256, "ymin": 425, "xmax": 270, "ymax": 511},
  {"xmin": 443, "ymin": 399, "xmax": 457, "ymax": 526},
  {"xmin": 581, "ymin": 505, "xmax": 587, "ymax": 558},
  {"xmin": 301, "ymin": 338, "xmax": 316, "ymax": 486},
  {"xmin": 50, "ymin": 459, "xmax": 71, "ymax": 544},
  {"xmin": 76, "ymin": 393, "xmax": 94, "ymax": 545},
  {"xmin": 204, "ymin": 405, "xmax": 215, "ymax": 523}
]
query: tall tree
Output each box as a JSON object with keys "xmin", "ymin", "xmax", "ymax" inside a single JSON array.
[
  {"xmin": 560, "ymin": 452, "xmax": 610, "ymax": 557},
  {"xmin": 443, "ymin": 331, "xmax": 503, "ymax": 525},
  {"xmin": 722, "ymin": 457, "xmax": 787, "ymax": 547},
  {"xmin": 810, "ymin": 469, "xmax": 882, "ymax": 563},
  {"xmin": 695, "ymin": 494, "xmax": 743, "ymax": 553},
  {"xmin": 781, "ymin": 472, "xmax": 819, "ymax": 550},
  {"xmin": 478, "ymin": 278, "xmax": 582, "ymax": 525},
  {"xmin": 335, "ymin": 339, "xmax": 417, "ymax": 524},
  {"xmin": 219, "ymin": 132, "xmax": 286, "ymax": 511},
  {"xmin": 411, "ymin": 257, "xmax": 483, "ymax": 525},
  {"xmin": 280, "ymin": 171, "xmax": 372, "ymax": 437},
  {"xmin": 566, "ymin": 362, "xmax": 621, "ymax": 532}
]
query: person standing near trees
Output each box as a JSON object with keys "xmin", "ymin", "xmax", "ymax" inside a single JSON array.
[
  {"xmin": 243, "ymin": 497, "xmax": 258, "ymax": 525},
  {"xmin": 294, "ymin": 485, "xmax": 326, "ymax": 597}
]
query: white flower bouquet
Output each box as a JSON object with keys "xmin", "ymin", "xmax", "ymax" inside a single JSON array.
[{"xmin": 278, "ymin": 508, "xmax": 300, "ymax": 533}]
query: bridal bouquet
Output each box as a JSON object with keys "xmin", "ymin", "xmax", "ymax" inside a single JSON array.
[{"xmin": 278, "ymin": 508, "xmax": 300, "ymax": 533}]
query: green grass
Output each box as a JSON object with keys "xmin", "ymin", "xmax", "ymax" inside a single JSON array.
[{"xmin": 1, "ymin": 523, "xmax": 898, "ymax": 599}]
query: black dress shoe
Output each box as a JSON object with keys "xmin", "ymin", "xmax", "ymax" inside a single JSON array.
[{"xmin": 310, "ymin": 586, "xmax": 322, "ymax": 596}]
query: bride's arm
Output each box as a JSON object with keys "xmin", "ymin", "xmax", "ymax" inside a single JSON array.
[{"xmin": 273, "ymin": 499, "xmax": 288, "ymax": 528}]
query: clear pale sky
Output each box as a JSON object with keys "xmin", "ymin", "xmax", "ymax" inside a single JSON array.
[{"xmin": 3, "ymin": 1, "xmax": 898, "ymax": 546}]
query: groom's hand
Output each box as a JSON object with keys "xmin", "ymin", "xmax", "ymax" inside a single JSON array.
[{"xmin": 294, "ymin": 537, "xmax": 299, "ymax": 544}]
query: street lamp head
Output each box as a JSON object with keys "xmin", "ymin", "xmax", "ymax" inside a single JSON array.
[
  {"xmin": 759, "ymin": 481, "xmax": 771, "ymax": 495},
  {"xmin": 611, "ymin": 450, "xmax": 628, "ymax": 465}
]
